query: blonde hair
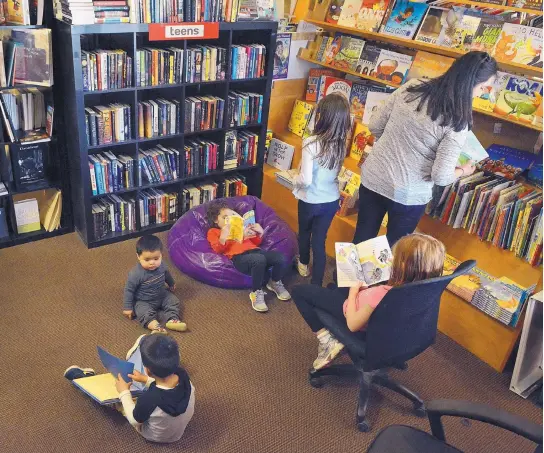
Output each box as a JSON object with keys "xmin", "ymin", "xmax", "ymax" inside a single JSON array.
[{"xmin": 388, "ymin": 233, "xmax": 446, "ymax": 287}]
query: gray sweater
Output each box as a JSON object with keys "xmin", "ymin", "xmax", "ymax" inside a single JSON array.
[
  {"xmin": 362, "ymin": 80, "xmax": 468, "ymax": 206},
  {"xmin": 124, "ymin": 262, "xmax": 175, "ymax": 310}
]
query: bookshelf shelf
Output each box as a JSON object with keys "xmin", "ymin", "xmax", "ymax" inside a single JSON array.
[
  {"xmin": 54, "ymin": 20, "xmax": 277, "ymax": 248},
  {"xmin": 453, "ymin": 0, "xmax": 543, "ymax": 15},
  {"xmin": 472, "ymin": 107, "xmax": 542, "ymax": 132},
  {"xmin": 305, "ymin": 19, "xmax": 543, "ymax": 78}
]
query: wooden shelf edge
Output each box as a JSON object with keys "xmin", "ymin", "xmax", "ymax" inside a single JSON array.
[
  {"xmin": 473, "ymin": 107, "xmax": 542, "ymax": 131},
  {"xmin": 306, "ymin": 19, "xmax": 543, "ymax": 79},
  {"xmin": 448, "ymin": 0, "xmax": 543, "ymax": 16}
]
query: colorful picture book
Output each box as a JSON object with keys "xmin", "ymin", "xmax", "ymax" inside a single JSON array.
[
  {"xmin": 362, "ymin": 91, "xmax": 390, "ymax": 125},
  {"xmin": 480, "ymin": 144, "xmax": 538, "ymax": 180},
  {"xmin": 471, "ymin": 16, "xmax": 504, "ymax": 53},
  {"xmin": 492, "ymin": 24, "xmax": 543, "ymax": 68},
  {"xmin": 355, "ymin": 0, "xmax": 391, "ymax": 32},
  {"xmin": 317, "ymin": 75, "xmax": 352, "ymax": 103},
  {"xmin": 336, "ymin": 235, "xmax": 393, "ymax": 287},
  {"xmin": 406, "ymin": 51, "xmax": 454, "ymax": 81},
  {"xmin": 325, "ymin": 0, "xmax": 347, "ymax": 24},
  {"xmin": 458, "ymin": 132, "xmax": 489, "ymax": 166},
  {"xmin": 374, "ymin": 49, "xmax": 413, "ymax": 84},
  {"xmin": 356, "ymin": 43, "xmax": 382, "ymax": 76},
  {"xmin": 472, "ymin": 71, "xmax": 509, "ymax": 113},
  {"xmin": 415, "ymin": 6, "xmax": 449, "ymax": 44},
  {"xmin": 306, "ymin": 68, "xmax": 339, "ymax": 102},
  {"xmin": 349, "ymin": 121, "xmax": 372, "ymax": 160},
  {"xmin": 333, "ymin": 35, "xmax": 366, "ymax": 72},
  {"xmin": 266, "ymin": 138, "xmax": 294, "ymax": 171},
  {"xmin": 273, "ymin": 33, "xmax": 291, "ymax": 80},
  {"xmin": 225, "ymin": 210, "xmax": 256, "ymax": 242},
  {"xmin": 337, "ymin": 0, "xmax": 363, "ymax": 27},
  {"xmin": 436, "ymin": 7, "xmax": 466, "ymax": 48},
  {"xmin": 324, "ymin": 34, "xmax": 343, "ymax": 65},
  {"xmin": 349, "ymin": 81, "xmax": 386, "ymax": 118},
  {"xmin": 492, "ymin": 75, "xmax": 542, "ymax": 125},
  {"xmin": 288, "ymin": 100, "xmax": 314, "ymax": 137},
  {"xmin": 380, "ymin": 0, "xmax": 428, "ymax": 39},
  {"xmin": 451, "ymin": 11, "xmax": 481, "ymax": 51}
]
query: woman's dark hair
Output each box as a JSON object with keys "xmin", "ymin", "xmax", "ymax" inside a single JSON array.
[
  {"xmin": 206, "ymin": 199, "xmax": 229, "ymax": 227},
  {"xmin": 406, "ymin": 51, "xmax": 498, "ymax": 132},
  {"xmin": 310, "ymin": 93, "xmax": 351, "ymax": 171}
]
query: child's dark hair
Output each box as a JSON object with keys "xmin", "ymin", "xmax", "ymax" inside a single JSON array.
[
  {"xmin": 136, "ymin": 235, "xmax": 163, "ymax": 255},
  {"xmin": 310, "ymin": 93, "xmax": 351, "ymax": 171},
  {"xmin": 206, "ymin": 199, "xmax": 229, "ymax": 227},
  {"xmin": 140, "ymin": 334, "xmax": 180, "ymax": 378}
]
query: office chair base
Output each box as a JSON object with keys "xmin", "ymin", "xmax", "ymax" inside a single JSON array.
[{"xmin": 357, "ymin": 421, "xmax": 371, "ymax": 433}]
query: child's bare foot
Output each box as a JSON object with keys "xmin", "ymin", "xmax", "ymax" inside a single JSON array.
[
  {"xmin": 147, "ymin": 320, "xmax": 167, "ymax": 334},
  {"xmin": 165, "ymin": 319, "xmax": 188, "ymax": 332}
]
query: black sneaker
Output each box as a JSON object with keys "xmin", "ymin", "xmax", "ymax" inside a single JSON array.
[{"xmin": 64, "ymin": 365, "xmax": 96, "ymax": 381}]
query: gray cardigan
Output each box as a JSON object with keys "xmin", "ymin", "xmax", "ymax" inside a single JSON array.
[{"xmin": 361, "ymin": 80, "xmax": 468, "ymax": 206}]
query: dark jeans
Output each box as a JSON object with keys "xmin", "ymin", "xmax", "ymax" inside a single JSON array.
[
  {"xmin": 353, "ymin": 185, "xmax": 426, "ymax": 247},
  {"xmin": 232, "ymin": 249, "xmax": 286, "ymax": 291},
  {"xmin": 298, "ymin": 199, "xmax": 339, "ymax": 286},
  {"xmin": 292, "ymin": 284, "xmax": 349, "ymax": 332}
]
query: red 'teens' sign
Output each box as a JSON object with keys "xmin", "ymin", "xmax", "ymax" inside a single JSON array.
[{"xmin": 148, "ymin": 22, "xmax": 219, "ymax": 41}]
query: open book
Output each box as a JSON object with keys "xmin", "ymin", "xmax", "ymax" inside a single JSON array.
[
  {"xmin": 71, "ymin": 346, "xmax": 147, "ymax": 405},
  {"xmin": 458, "ymin": 131, "xmax": 489, "ymax": 166},
  {"xmin": 336, "ymin": 235, "xmax": 393, "ymax": 287},
  {"xmin": 225, "ymin": 210, "xmax": 256, "ymax": 242}
]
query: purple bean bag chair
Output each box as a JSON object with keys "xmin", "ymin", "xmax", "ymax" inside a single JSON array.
[{"xmin": 168, "ymin": 196, "xmax": 298, "ymax": 289}]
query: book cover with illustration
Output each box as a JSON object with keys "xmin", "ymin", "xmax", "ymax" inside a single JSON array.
[
  {"xmin": 380, "ymin": 0, "xmax": 428, "ymax": 40},
  {"xmin": 337, "ymin": 0, "xmax": 363, "ymax": 27},
  {"xmin": 436, "ymin": 7, "xmax": 466, "ymax": 48},
  {"xmin": 452, "ymin": 12, "xmax": 481, "ymax": 51},
  {"xmin": 442, "ymin": 254, "xmax": 497, "ymax": 303},
  {"xmin": 333, "ymin": 35, "xmax": 366, "ymax": 72},
  {"xmin": 355, "ymin": 0, "xmax": 391, "ymax": 32},
  {"xmin": 317, "ymin": 75, "xmax": 352, "ymax": 103},
  {"xmin": 315, "ymin": 36, "xmax": 333, "ymax": 62},
  {"xmin": 472, "ymin": 71, "xmax": 509, "ymax": 112},
  {"xmin": 323, "ymin": 33, "xmax": 343, "ymax": 65},
  {"xmin": 362, "ymin": 91, "xmax": 390, "ymax": 125},
  {"xmin": 414, "ymin": 6, "xmax": 449, "ymax": 44},
  {"xmin": 273, "ymin": 33, "xmax": 291, "ymax": 80},
  {"xmin": 458, "ymin": 132, "xmax": 489, "ymax": 166},
  {"xmin": 349, "ymin": 81, "xmax": 386, "ymax": 118},
  {"xmin": 349, "ymin": 121, "xmax": 372, "ymax": 160},
  {"xmin": 224, "ymin": 210, "xmax": 256, "ymax": 242},
  {"xmin": 506, "ymin": 0, "xmax": 542, "ymax": 11},
  {"xmin": 471, "ymin": 16, "xmax": 504, "ymax": 53},
  {"xmin": 406, "ymin": 51, "xmax": 454, "ymax": 81},
  {"xmin": 374, "ymin": 49, "xmax": 413, "ymax": 84},
  {"xmin": 288, "ymin": 100, "xmax": 314, "ymax": 137},
  {"xmin": 480, "ymin": 144, "xmax": 538, "ymax": 180},
  {"xmin": 492, "ymin": 24, "xmax": 543, "ymax": 68},
  {"xmin": 356, "ymin": 43, "xmax": 382, "ymax": 76},
  {"xmin": 306, "ymin": 68, "xmax": 339, "ymax": 102},
  {"xmin": 493, "ymin": 75, "xmax": 543, "ymax": 124},
  {"xmin": 325, "ymin": 0, "xmax": 347, "ymax": 24},
  {"xmin": 336, "ymin": 235, "xmax": 392, "ymax": 287}
]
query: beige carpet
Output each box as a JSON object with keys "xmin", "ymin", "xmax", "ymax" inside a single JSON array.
[{"xmin": 0, "ymin": 232, "xmax": 541, "ymax": 453}]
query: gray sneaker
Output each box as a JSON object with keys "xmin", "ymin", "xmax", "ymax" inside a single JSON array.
[
  {"xmin": 313, "ymin": 337, "xmax": 345, "ymax": 370},
  {"xmin": 250, "ymin": 289, "xmax": 268, "ymax": 312},
  {"xmin": 266, "ymin": 280, "xmax": 291, "ymax": 301}
]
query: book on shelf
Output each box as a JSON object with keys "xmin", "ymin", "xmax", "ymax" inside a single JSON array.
[
  {"xmin": 266, "ymin": 138, "xmax": 294, "ymax": 171},
  {"xmin": 0, "ymin": 205, "xmax": 9, "ymax": 239},
  {"xmin": 414, "ymin": 6, "xmax": 449, "ymax": 45},
  {"xmin": 316, "ymin": 75, "xmax": 352, "ymax": 103},
  {"xmin": 355, "ymin": 0, "xmax": 391, "ymax": 33},
  {"xmin": 227, "ymin": 91, "xmax": 262, "ymax": 127},
  {"xmin": 220, "ymin": 175, "xmax": 248, "ymax": 197},
  {"xmin": 451, "ymin": 11, "xmax": 481, "ymax": 51},
  {"xmin": 181, "ymin": 182, "xmax": 217, "ymax": 213},
  {"xmin": 325, "ymin": 0, "xmax": 347, "ymax": 24},
  {"xmin": 135, "ymin": 47, "xmax": 183, "ymax": 87},
  {"xmin": 337, "ymin": 0, "xmax": 362, "ymax": 28},
  {"xmin": 380, "ymin": 0, "xmax": 428, "ymax": 40},
  {"xmin": 492, "ymin": 74, "xmax": 542, "ymax": 125},
  {"xmin": 288, "ymin": 100, "xmax": 314, "ymax": 137},
  {"xmin": 306, "ymin": 68, "xmax": 339, "ymax": 102},
  {"xmin": 224, "ymin": 130, "xmax": 258, "ymax": 169},
  {"xmin": 492, "ymin": 24, "xmax": 543, "ymax": 68},
  {"xmin": 6, "ymin": 0, "xmax": 44, "ymax": 25},
  {"xmin": 406, "ymin": 51, "xmax": 453, "ymax": 81},
  {"xmin": 184, "ymin": 139, "xmax": 218, "ymax": 177},
  {"xmin": 349, "ymin": 121, "xmax": 372, "ymax": 161},
  {"xmin": 230, "ymin": 44, "xmax": 266, "ymax": 80},
  {"xmin": 505, "ymin": 0, "xmax": 542, "ymax": 10},
  {"xmin": 184, "ymin": 95, "xmax": 224, "ymax": 132},
  {"xmin": 140, "ymin": 145, "xmax": 180, "ymax": 184},
  {"xmin": 224, "ymin": 209, "xmax": 255, "ymax": 242},
  {"xmin": 323, "ymin": 33, "xmax": 343, "ymax": 66},
  {"xmin": 85, "ymin": 103, "xmax": 132, "ymax": 146},
  {"xmin": 349, "ymin": 80, "xmax": 387, "ymax": 119},
  {"xmin": 470, "ymin": 16, "xmax": 504, "ymax": 53},
  {"xmin": 356, "ymin": 43, "xmax": 382, "ymax": 77},
  {"xmin": 362, "ymin": 91, "xmax": 390, "ymax": 125},
  {"xmin": 89, "ymin": 153, "xmax": 135, "ymax": 196},
  {"xmin": 332, "ymin": 35, "xmax": 366, "ymax": 73},
  {"xmin": 137, "ymin": 98, "xmax": 181, "ymax": 139},
  {"xmin": 315, "ymin": 36, "xmax": 333, "ymax": 62},
  {"xmin": 273, "ymin": 33, "xmax": 291, "ymax": 80},
  {"xmin": 138, "ymin": 188, "xmax": 179, "ymax": 227},
  {"xmin": 13, "ymin": 197, "xmax": 41, "ymax": 234},
  {"xmin": 92, "ymin": 194, "xmax": 136, "ymax": 239},
  {"xmin": 186, "ymin": 46, "xmax": 227, "ymax": 82},
  {"xmin": 443, "ymin": 254, "xmax": 497, "ymax": 303},
  {"xmin": 82, "ymin": 49, "xmax": 133, "ymax": 92},
  {"xmin": 374, "ymin": 49, "xmax": 413, "ymax": 85},
  {"xmin": 336, "ymin": 235, "xmax": 392, "ymax": 287},
  {"xmin": 480, "ymin": 144, "xmax": 538, "ymax": 180},
  {"xmin": 436, "ymin": 7, "xmax": 466, "ymax": 48},
  {"xmin": 37, "ymin": 188, "xmax": 62, "ymax": 231},
  {"xmin": 10, "ymin": 142, "xmax": 48, "ymax": 189},
  {"xmin": 472, "ymin": 71, "xmax": 508, "ymax": 113},
  {"xmin": 11, "ymin": 29, "xmax": 53, "ymax": 87}
]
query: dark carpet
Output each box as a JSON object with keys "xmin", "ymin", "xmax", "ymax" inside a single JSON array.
[{"xmin": 0, "ymin": 232, "xmax": 541, "ymax": 453}]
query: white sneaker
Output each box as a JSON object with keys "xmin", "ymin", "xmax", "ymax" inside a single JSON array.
[
  {"xmin": 266, "ymin": 280, "xmax": 291, "ymax": 301},
  {"xmin": 250, "ymin": 289, "xmax": 268, "ymax": 312},
  {"xmin": 313, "ymin": 337, "xmax": 345, "ymax": 370},
  {"xmin": 297, "ymin": 258, "xmax": 310, "ymax": 277}
]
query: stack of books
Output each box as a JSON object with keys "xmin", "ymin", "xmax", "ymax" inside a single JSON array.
[
  {"xmin": 138, "ymin": 188, "xmax": 178, "ymax": 226},
  {"xmin": 184, "ymin": 96, "xmax": 224, "ymax": 132},
  {"xmin": 230, "ymin": 44, "xmax": 267, "ymax": 80},
  {"xmin": 82, "ymin": 49, "xmax": 133, "ymax": 91},
  {"xmin": 137, "ymin": 98, "xmax": 181, "ymax": 139},
  {"xmin": 184, "ymin": 138, "xmax": 219, "ymax": 177},
  {"xmin": 135, "ymin": 47, "xmax": 184, "ymax": 87},
  {"xmin": 93, "ymin": 0, "xmax": 130, "ymax": 23},
  {"xmin": 92, "ymin": 194, "xmax": 137, "ymax": 239},
  {"xmin": 139, "ymin": 145, "xmax": 180, "ymax": 184},
  {"xmin": 88, "ymin": 152, "xmax": 135, "ymax": 195},
  {"xmin": 85, "ymin": 104, "xmax": 132, "ymax": 146},
  {"xmin": 227, "ymin": 91, "xmax": 263, "ymax": 127}
]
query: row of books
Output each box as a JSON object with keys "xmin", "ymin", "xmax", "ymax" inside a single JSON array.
[
  {"xmin": 138, "ymin": 98, "xmax": 181, "ymax": 138},
  {"xmin": 184, "ymin": 138, "xmax": 219, "ymax": 177},
  {"xmin": 230, "ymin": 45, "xmax": 267, "ymax": 80},
  {"xmin": 89, "ymin": 152, "xmax": 136, "ymax": 195},
  {"xmin": 443, "ymin": 255, "xmax": 536, "ymax": 327},
  {"xmin": 185, "ymin": 46, "xmax": 227, "ymax": 83},
  {"xmin": 227, "ymin": 91, "xmax": 263, "ymax": 127},
  {"xmin": 140, "ymin": 145, "xmax": 180, "ymax": 183},
  {"xmin": 185, "ymin": 95, "xmax": 224, "ymax": 132},
  {"xmin": 85, "ymin": 103, "xmax": 132, "ymax": 146},
  {"xmin": 138, "ymin": 188, "xmax": 179, "ymax": 227},
  {"xmin": 224, "ymin": 130, "xmax": 259, "ymax": 169},
  {"xmin": 321, "ymin": 0, "xmax": 542, "ymax": 67},
  {"xmin": 180, "ymin": 175, "xmax": 248, "ymax": 212},
  {"xmin": 92, "ymin": 193, "xmax": 137, "ymax": 239},
  {"xmin": 82, "ymin": 49, "xmax": 133, "ymax": 91}
]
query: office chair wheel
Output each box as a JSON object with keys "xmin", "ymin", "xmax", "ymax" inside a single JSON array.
[
  {"xmin": 414, "ymin": 405, "xmax": 427, "ymax": 417},
  {"xmin": 357, "ymin": 420, "xmax": 371, "ymax": 432},
  {"xmin": 309, "ymin": 377, "xmax": 324, "ymax": 388}
]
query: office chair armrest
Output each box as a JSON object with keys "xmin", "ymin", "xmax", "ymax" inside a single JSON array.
[{"xmin": 427, "ymin": 399, "xmax": 543, "ymax": 445}]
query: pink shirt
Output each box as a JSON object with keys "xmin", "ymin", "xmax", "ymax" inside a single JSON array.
[{"xmin": 343, "ymin": 285, "xmax": 392, "ymax": 328}]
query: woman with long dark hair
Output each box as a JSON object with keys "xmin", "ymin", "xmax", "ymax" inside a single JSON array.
[{"xmin": 353, "ymin": 51, "xmax": 498, "ymax": 246}]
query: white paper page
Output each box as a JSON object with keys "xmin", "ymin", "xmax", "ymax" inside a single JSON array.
[
  {"xmin": 336, "ymin": 242, "xmax": 364, "ymax": 287},
  {"xmin": 355, "ymin": 235, "xmax": 392, "ymax": 285}
]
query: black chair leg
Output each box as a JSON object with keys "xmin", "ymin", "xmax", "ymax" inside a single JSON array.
[
  {"xmin": 356, "ymin": 373, "xmax": 372, "ymax": 432},
  {"xmin": 373, "ymin": 374, "xmax": 426, "ymax": 417}
]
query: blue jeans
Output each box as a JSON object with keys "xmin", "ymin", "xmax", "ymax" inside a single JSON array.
[
  {"xmin": 353, "ymin": 185, "xmax": 426, "ymax": 247},
  {"xmin": 298, "ymin": 199, "xmax": 339, "ymax": 286}
]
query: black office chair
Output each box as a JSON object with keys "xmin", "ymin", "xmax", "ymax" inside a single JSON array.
[
  {"xmin": 366, "ymin": 399, "xmax": 543, "ymax": 453},
  {"xmin": 310, "ymin": 260, "xmax": 476, "ymax": 432}
]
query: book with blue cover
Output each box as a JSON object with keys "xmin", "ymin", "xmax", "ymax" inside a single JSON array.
[
  {"xmin": 380, "ymin": 0, "xmax": 428, "ymax": 39},
  {"xmin": 480, "ymin": 144, "xmax": 538, "ymax": 180}
]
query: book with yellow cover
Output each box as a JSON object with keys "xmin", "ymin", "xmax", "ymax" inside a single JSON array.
[
  {"xmin": 350, "ymin": 122, "xmax": 371, "ymax": 160},
  {"xmin": 225, "ymin": 210, "xmax": 255, "ymax": 242},
  {"xmin": 405, "ymin": 51, "xmax": 454, "ymax": 82},
  {"xmin": 287, "ymin": 100, "xmax": 314, "ymax": 138}
]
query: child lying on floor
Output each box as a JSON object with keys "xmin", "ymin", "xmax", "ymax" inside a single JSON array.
[{"xmin": 206, "ymin": 199, "xmax": 291, "ymax": 313}]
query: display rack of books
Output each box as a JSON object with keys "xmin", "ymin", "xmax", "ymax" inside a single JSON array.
[
  {"xmin": 53, "ymin": 21, "xmax": 276, "ymax": 248},
  {"xmin": 0, "ymin": 25, "xmax": 72, "ymax": 249}
]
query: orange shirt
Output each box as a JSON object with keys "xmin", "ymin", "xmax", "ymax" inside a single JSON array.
[{"xmin": 207, "ymin": 228, "xmax": 263, "ymax": 259}]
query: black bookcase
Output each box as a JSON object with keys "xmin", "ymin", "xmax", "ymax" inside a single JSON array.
[{"xmin": 54, "ymin": 21, "xmax": 277, "ymax": 248}]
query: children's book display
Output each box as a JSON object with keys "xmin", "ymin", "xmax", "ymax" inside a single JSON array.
[
  {"xmin": 361, "ymin": 91, "xmax": 390, "ymax": 125},
  {"xmin": 415, "ymin": 6, "xmax": 449, "ymax": 44},
  {"xmin": 349, "ymin": 121, "xmax": 372, "ymax": 160},
  {"xmin": 273, "ymin": 33, "xmax": 291, "ymax": 80},
  {"xmin": 406, "ymin": 51, "xmax": 453, "ymax": 81},
  {"xmin": 380, "ymin": 0, "xmax": 428, "ymax": 40},
  {"xmin": 306, "ymin": 68, "xmax": 339, "ymax": 102},
  {"xmin": 266, "ymin": 138, "xmax": 295, "ymax": 171},
  {"xmin": 224, "ymin": 209, "xmax": 255, "ymax": 242},
  {"xmin": 374, "ymin": 49, "xmax": 413, "ymax": 84},
  {"xmin": 336, "ymin": 235, "xmax": 393, "ymax": 287},
  {"xmin": 316, "ymin": 75, "xmax": 352, "ymax": 102},
  {"xmin": 332, "ymin": 35, "xmax": 366, "ymax": 72},
  {"xmin": 288, "ymin": 100, "xmax": 314, "ymax": 137}
]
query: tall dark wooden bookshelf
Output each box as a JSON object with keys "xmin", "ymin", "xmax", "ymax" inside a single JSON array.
[{"xmin": 54, "ymin": 21, "xmax": 277, "ymax": 248}]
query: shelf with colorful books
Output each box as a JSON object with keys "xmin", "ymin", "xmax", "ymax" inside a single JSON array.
[
  {"xmin": 446, "ymin": 0, "xmax": 543, "ymax": 16},
  {"xmin": 54, "ymin": 20, "xmax": 277, "ymax": 248}
]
